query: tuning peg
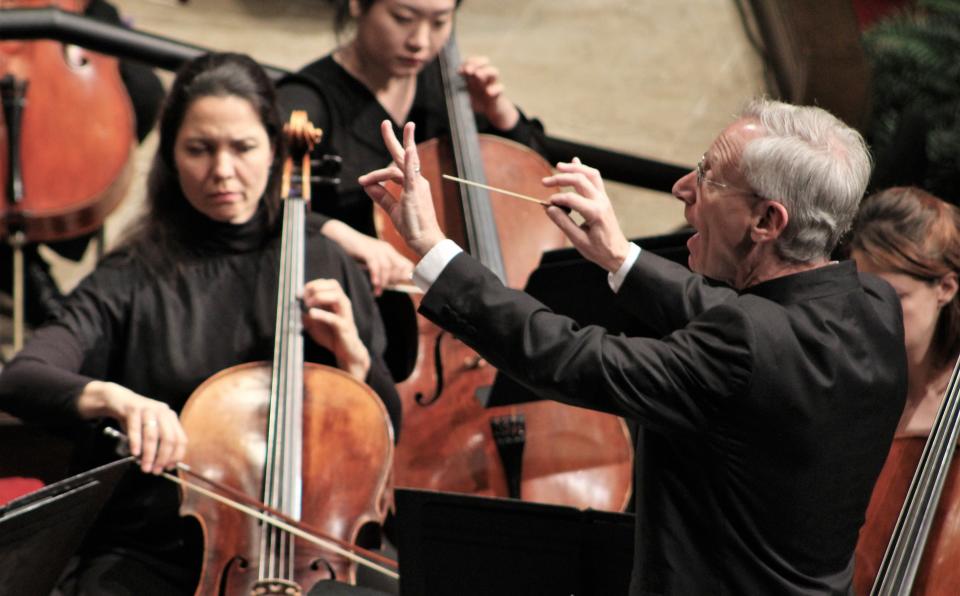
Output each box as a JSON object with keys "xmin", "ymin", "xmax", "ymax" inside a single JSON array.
[{"xmin": 312, "ymin": 154, "xmax": 342, "ymax": 167}]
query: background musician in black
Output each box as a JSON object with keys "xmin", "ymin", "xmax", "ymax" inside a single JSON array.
[
  {"xmin": 275, "ymin": 0, "xmax": 547, "ymax": 295},
  {"xmin": 847, "ymin": 186, "xmax": 960, "ymax": 593}
]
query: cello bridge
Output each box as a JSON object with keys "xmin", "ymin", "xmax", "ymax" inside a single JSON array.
[{"xmin": 250, "ymin": 579, "xmax": 302, "ymax": 596}]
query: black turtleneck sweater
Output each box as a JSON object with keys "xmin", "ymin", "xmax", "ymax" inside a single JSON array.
[{"xmin": 0, "ymin": 205, "xmax": 401, "ymax": 576}]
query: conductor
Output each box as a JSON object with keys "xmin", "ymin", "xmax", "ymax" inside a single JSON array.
[{"xmin": 360, "ymin": 99, "xmax": 908, "ymax": 594}]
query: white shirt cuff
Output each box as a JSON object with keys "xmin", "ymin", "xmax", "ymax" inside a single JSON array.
[
  {"xmin": 607, "ymin": 243, "xmax": 642, "ymax": 293},
  {"xmin": 412, "ymin": 239, "xmax": 463, "ymax": 292}
]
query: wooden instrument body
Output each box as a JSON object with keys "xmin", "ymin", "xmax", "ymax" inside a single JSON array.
[
  {"xmin": 0, "ymin": 0, "xmax": 135, "ymax": 242},
  {"xmin": 855, "ymin": 436, "xmax": 960, "ymax": 595},
  {"xmin": 179, "ymin": 362, "xmax": 394, "ymax": 593}
]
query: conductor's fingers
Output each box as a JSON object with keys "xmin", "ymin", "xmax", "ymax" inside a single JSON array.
[
  {"xmin": 402, "ymin": 121, "xmax": 417, "ymax": 152},
  {"xmin": 363, "ymin": 183, "xmax": 396, "ymax": 211},
  {"xmin": 380, "ymin": 119, "xmax": 406, "ymax": 165},
  {"xmin": 546, "ymin": 205, "xmax": 589, "ymax": 246},
  {"xmin": 542, "ymin": 171, "xmax": 599, "ymax": 198},
  {"xmin": 560, "ymin": 157, "xmax": 604, "ymax": 188},
  {"xmin": 359, "ymin": 165, "xmax": 404, "ymax": 187},
  {"xmin": 549, "ymin": 191, "xmax": 599, "ymax": 219}
]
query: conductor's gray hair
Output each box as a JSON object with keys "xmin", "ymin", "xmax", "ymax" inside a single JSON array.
[{"xmin": 738, "ymin": 99, "xmax": 872, "ymax": 262}]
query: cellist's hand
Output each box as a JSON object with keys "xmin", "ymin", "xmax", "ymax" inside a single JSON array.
[
  {"xmin": 77, "ymin": 381, "xmax": 187, "ymax": 474},
  {"xmin": 459, "ymin": 56, "xmax": 520, "ymax": 131},
  {"xmin": 320, "ymin": 220, "xmax": 414, "ymax": 296},
  {"xmin": 301, "ymin": 278, "xmax": 371, "ymax": 381},
  {"xmin": 360, "ymin": 121, "xmax": 446, "ymax": 258}
]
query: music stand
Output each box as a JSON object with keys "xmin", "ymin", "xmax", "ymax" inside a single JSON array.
[
  {"xmin": 395, "ymin": 488, "xmax": 634, "ymax": 596},
  {"xmin": 0, "ymin": 456, "xmax": 133, "ymax": 595}
]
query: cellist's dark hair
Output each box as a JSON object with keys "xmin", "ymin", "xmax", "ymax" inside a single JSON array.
[
  {"xmin": 848, "ymin": 186, "xmax": 960, "ymax": 371},
  {"xmin": 119, "ymin": 52, "xmax": 286, "ymax": 275},
  {"xmin": 326, "ymin": 0, "xmax": 463, "ymax": 33}
]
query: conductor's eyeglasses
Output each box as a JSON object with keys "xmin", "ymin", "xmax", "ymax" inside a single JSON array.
[{"xmin": 696, "ymin": 154, "xmax": 729, "ymax": 190}]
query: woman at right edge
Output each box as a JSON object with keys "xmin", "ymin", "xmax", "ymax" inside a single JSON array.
[{"xmin": 846, "ymin": 186, "xmax": 960, "ymax": 594}]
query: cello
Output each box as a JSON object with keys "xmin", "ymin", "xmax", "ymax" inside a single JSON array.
[
  {"xmin": 177, "ymin": 113, "xmax": 395, "ymax": 594},
  {"xmin": 856, "ymin": 353, "xmax": 960, "ymax": 595},
  {"xmin": 377, "ymin": 37, "xmax": 634, "ymax": 511}
]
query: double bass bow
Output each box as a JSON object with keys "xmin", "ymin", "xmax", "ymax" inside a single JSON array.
[
  {"xmin": 177, "ymin": 112, "xmax": 395, "ymax": 595},
  {"xmin": 377, "ymin": 36, "xmax": 634, "ymax": 511}
]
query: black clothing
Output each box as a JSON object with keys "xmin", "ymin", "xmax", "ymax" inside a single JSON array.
[
  {"xmin": 0, "ymin": 204, "xmax": 401, "ymax": 594},
  {"xmin": 275, "ymin": 55, "xmax": 548, "ymax": 238},
  {"xmin": 418, "ymin": 250, "xmax": 907, "ymax": 595}
]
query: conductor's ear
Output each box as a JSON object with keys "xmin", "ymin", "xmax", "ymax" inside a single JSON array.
[{"xmin": 751, "ymin": 199, "xmax": 788, "ymax": 244}]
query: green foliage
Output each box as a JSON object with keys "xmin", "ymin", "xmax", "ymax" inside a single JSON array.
[{"xmin": 863, "ymin": 0, "xmax": 960, "ymax": 202}]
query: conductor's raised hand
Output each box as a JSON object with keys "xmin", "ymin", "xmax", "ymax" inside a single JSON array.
[
  {"xmin": 359, "ymin": 121, "xmax": 446, "ymax": 258},
  {"xmin": 543, "ymin": 158, "xmax": 631, "ymax": 273}
]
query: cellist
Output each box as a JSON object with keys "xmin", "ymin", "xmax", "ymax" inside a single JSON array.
[
  {"xmin": 275, "ymin": 0, "xmax": 548, "ymax": 296},
  {"xmin": 0, "ymin": 52, "xmax": 400, "ymax": 595}
]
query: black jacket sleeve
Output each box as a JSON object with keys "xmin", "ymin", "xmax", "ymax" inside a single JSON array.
[{"xmin": 418, "ymin": 252, "xmax": 754, "ymax": 435}]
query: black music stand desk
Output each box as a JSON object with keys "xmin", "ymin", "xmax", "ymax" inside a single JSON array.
[
  {"xmin": 0, "ymin": 457, "xmax": 133, "ymax": 595},
  {"xmin": 395, "ymin": 488, "xmax": 634, "ymax": 596}
]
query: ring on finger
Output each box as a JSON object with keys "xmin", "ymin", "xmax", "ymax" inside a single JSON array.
[{"xmin": 144, "ymin": 419, "xmax": 158, "ymax": 428}]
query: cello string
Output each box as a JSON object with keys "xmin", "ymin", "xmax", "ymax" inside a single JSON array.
[
  {"xmin": 262, "ymin": 163, "xmax": 286, "ymax": 577},
  {"xmin": 101, "ymin": 427, "xmax": 400, "ymax": 571},
  {"xmin": 285, "ymin": 193, "xmax": 307, "ymax": 580},
  {"xmin": 161, "ymin": 471, "xmax": 400, "ymax": 580},
  {"xmin": 264, "ymin": 178, "xmax": 298, "ymax": 580},
  {"xmin": 282, "ymin": 196, "xmax": 301, "ymax": 580},
  {"xmin": 176, "ymin": 462, "xmax": 400, "ymax": 569}
]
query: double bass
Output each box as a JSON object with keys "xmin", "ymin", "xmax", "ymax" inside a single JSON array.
[
  {"xmin": 377, "ymin": 37, "xmax": 634, "ymax": 511},
  {"xmin": 0, "ymin": 0, "xmax": 134, "ymax": 242},
  {"xmin": 856, "ymin": 354, "xmax": 960, "ymax": 595},
  {"xmin": 1, "ymin": 0, "xmax": 135, "ymax": 348},
  {"xmin": 178, "ymin": 113, "xmax": 395, "ymax": 594}
]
